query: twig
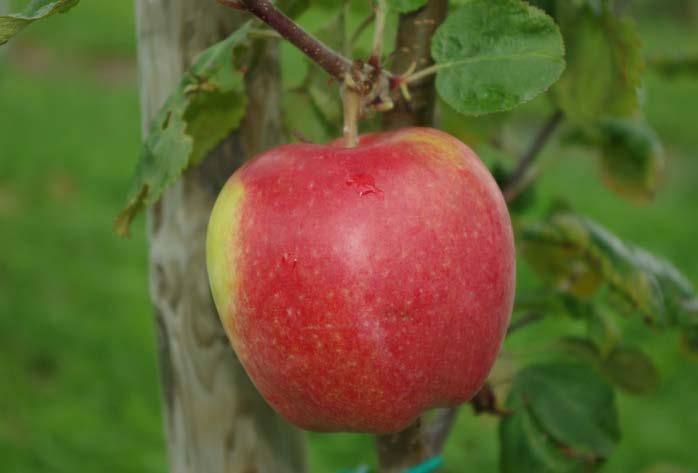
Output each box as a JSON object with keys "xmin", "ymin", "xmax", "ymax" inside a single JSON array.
[
  {"xmin": 350, "ymin": 13, "xmax": 374, "ymax": 46},
  {"xmin": 507, "ymin": 311, "xmax": 543, "ymax": 336},
  {"xmin": 503, "ymin": 110, "xmax": 564, "ymax": 203},
  {"xmin": 222, "ymin": 0, "xmax": 353, "ymax": 81}
]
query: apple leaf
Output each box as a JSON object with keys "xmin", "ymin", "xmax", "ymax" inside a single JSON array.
[
  {"xmin": 277, "ymin": 0, "xmax": 311, "ymax": 18},
  {"xmin": 603, "ymin": 345, "xmax": 659, "ymax": 395},
  {"xmin": 597, "ymin": 119, "xmax": 664, "ymax": 202},
  {"xmin": 553, "ymin": 2, "xmax": 644, "ymax": 124},
  {"xmin": 520, "ymin": 213, "xmax": 698, "ymax": 337},
  {"xmin": 115, "ymin": 23, "xmax": 252, "ymax": 236},
  {"xmin": 557, "ymin": 337, "xmax": 660, "ymax": 395},
  {"xmin": 561, "ymin": 119, "xmax": 664, "ymax": 202},
  {"xmin": 282, "ymin": 9, "xmax": 345, "ymax": 143},
  {"xmin": 556, "ymin": 336, "xmax": 601, "ymax": 365},
  {"xmin": 0, "ymin": 0, "xmax": 79, "ymax": 45},
  {"xmin": 387, "ymin": 0, "xmax": 428, "ymax": 13},
  {"xmin": 430, "ymin": 0, "xmax": 565, "ymax": 116},
  {"xmin": 501, "ymin": 362, "xmax": 619, "ymax": 472},
  {"xmin": 500, "ymin": 397, "xmax": 580, "ymax": 473}
]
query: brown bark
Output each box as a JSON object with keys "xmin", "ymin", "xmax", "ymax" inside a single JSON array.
[
  {"xmin": 376, "ymin": 1, "xmax": 448, "ymax": 472},
  {"xmin": 135, "ymin": 1, "xmax": 306, "ymax": 472},
  {"xmin": 383, "ymin": 0, "xmax": 448, "ymax": 130}
]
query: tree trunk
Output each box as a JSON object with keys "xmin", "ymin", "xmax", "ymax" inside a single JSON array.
[{"xmin": 135, "ymin": 1, "xmax": 306, "ymax": 472}]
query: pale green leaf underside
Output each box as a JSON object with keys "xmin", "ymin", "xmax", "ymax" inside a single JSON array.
[
  {"xmin": 553, "ymin": 3, "xmax": 644, "ymax": 124},
  {"xmin": 598, "ymin": 118, "xmax": 664, "ymax": 202},
  {"xmin": 0, "ymin": 0, "xmax": 79, "ymax": 45},
  {"xmin": 387, "ymin": 0, "xmax": 428, "ymax": 13},
  {"xmin": 115, "ymin": 24, "xmax": 252, "ymax": 236},
  {"xmin": 431, "ymin": 0, "xmax": 565, "ymax": 116},
  {"xmin": 521, "ymin": 213, "xmax": 698, "ymax": 333}
]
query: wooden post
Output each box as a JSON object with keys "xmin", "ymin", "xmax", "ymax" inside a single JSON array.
[{"xmin": 135, "ymin": 1, "xmax": 307, "ymax": 472}]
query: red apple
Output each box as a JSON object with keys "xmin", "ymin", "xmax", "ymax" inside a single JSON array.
[{"xmin": 206, "ymin": 127, "xmax": 515, "ymax": 433}]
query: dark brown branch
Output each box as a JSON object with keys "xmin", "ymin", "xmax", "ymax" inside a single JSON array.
[
  {"xmin": 221, "ymin": 0, "xmax": 353, "ymax": 81},
  {"xmin": 383, "ymin": 0, "xmax": 448, "ymax": 129},
  {"xmin": 503, "ymin": 110, "xmax": 564, "ymax": 203}
]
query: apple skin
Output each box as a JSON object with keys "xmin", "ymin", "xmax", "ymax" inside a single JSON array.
[{"xmin": 207, "ymin": 127, "xmax": 515, "ymax": 434}]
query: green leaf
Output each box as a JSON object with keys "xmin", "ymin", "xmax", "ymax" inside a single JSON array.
[
  {"xmin": 501, "ymin": 362, "xmax": 619, "ymax": 472},
  {"xmin": 282, "ymin": 9, "xmax": 345, "ymax": 143},
  {"xmin": 0, "ymin": 0, "xmax": 78, "ymax": 45},
  {"xmin": 115, "ymin": 24, "xmax": 252, "ymax": 236},
  {"xmin": 597, "ymin": 118, "xmax": 664, "ymax": 202},
  {"xmin": 277, "ymin": 0, "xmax": 311, "ymax": 18},
  {"xmin": 553, "ymin": 2, "xmax": 644, "ymax": 124},
  {"xmin": 431, "ymin": 0, "xmax": 565, "ymax": 116},
  {"xmin": 520, "ymin": 213, "xmax": 698, "ymax": 333},
  {"xmin": 387, "ymin": 0, "xmax": 428, "ymax": 13},
  {"xmin": 602, "ymin": 345, "xmax": 659, "ymax": 395},
  {"xmin": 518, "ymin": 363, "xmax": 619, "ymax": 454},
  {"xmin": 515, "ymin": 289, "xmax": 596, "ymax": 320},
  {"xmin": 562, "ymin": 119, "xmax": 664, "ymax": 202},
  {"xmin": 500, "ymin": 396, "xmax": 582, "ymax": 473},
  {"xmin": 556, "ymin": 336, "xmax": 601, "ymax": 365}
]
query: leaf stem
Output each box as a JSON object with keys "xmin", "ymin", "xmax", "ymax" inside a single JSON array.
[
  {"xmin": 403, "ymin": 63, "xmax": 443, "ymax": 83},
  {"xmin": 503, "ymin": 110, "xmax": 564, "ymax": 203}
]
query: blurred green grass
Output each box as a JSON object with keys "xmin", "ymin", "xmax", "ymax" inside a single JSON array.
[{"xmin": 0, "ymin": 2, "xmax": 697, "ymax": 473}]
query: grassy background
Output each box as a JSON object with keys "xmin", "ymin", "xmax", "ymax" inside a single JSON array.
[{"xmin": 1, "ymin": 1, "xmax": 697, "ymax": 472}]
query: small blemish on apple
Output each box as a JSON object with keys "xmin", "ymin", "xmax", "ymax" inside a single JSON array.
[{"xmin": 345, "ymin": 173, "xmax": 384, "ymax": 198}]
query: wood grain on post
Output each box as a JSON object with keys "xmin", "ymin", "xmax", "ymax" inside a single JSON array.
[{"xmin": 135, "ymin": 1, "xmax": 306, "ymax": 472}]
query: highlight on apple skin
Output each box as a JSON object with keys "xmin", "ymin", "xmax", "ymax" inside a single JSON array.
[{"xmin": 206, "ymin": 127, "xmax": 516, "ymax": 434}]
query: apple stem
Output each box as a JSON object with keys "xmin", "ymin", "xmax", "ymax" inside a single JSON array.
[{"xmin": 342, "ymin": 78, "xmax": 362, "ymax": 148}]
